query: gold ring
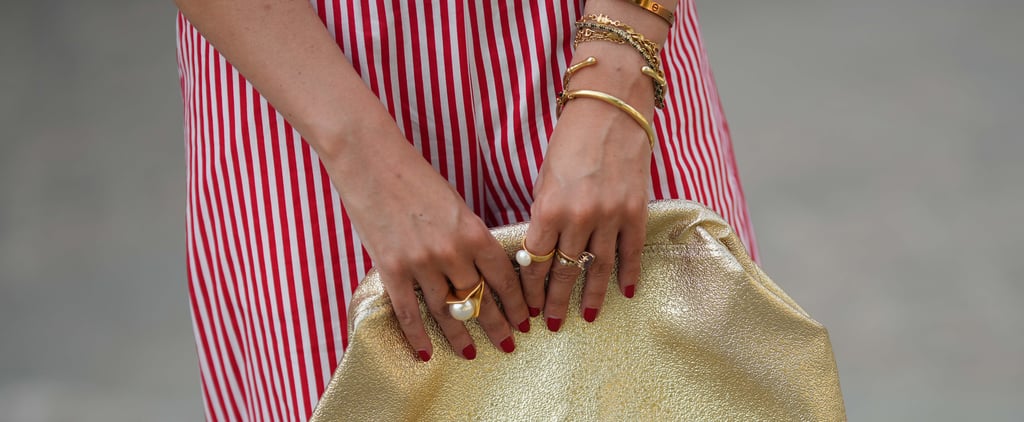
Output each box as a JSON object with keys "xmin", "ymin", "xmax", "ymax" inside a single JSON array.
[
  {"xmin": 515, "ymin": 238, "xmax": 556, "ymax": 267},
  {"xmin": 446, "ymin": 277, "xmax": 485, "ymax": 321},
  {"xmin": 556, "ymin": 250, "xmax": 596, "ymax": 271}
]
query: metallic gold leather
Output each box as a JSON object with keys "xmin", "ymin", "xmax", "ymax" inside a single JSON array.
[{"xmin": 311, "ymin": 200, "xmax": 846, "ymax": 421}]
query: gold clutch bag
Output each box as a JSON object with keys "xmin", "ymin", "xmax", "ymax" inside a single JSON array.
[{"xmin": 312, "ymin": 200, "xmax": 845, "ymax": 421}]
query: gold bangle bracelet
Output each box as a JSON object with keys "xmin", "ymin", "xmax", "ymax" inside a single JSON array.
[
  {"xmin": 558, "ymin": 89, "xmax": 655, "ymax": 150},
  {"xmin": 623, "ymin": 0, "xmax": 675, "ymax": 26},
  {"xmin": 562, "ymin": 55, "xmax": 667, "ymax": 111},
  {"xmin": 575, "ymin": 15, "xmax": 667, "ymax": 108},
  {"xmin": 562, "ymin": 56, "xmax": 598, "ymax": 89}
]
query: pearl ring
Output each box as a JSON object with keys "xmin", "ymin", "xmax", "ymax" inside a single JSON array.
[
  {"xmin": 515, "ymin": 238, "xmax": 556, "ymax": 267},
  {"xmin": 446, "ymin": 277, "xmax": 486, "ymax": 321},
  {"xmin": 556, "ymin": 250, "xmax": 596, "ymax": 271}
]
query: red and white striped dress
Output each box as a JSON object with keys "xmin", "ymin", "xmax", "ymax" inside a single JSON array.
[{"xmin": 177, "ymin": 1, "xmax": 758, "ymax": 420}]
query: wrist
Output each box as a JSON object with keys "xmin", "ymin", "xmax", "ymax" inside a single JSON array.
[
  {"xmin": 307, "ymin": 105, "xmax": 405, "ymax": 168},
  {"xmin": 565, "ymin": 44, "xmax": 657, "ymax": 119},
  {"xmin": 552, "ymin": 99, "xmax": 655, "ymax": 165}
]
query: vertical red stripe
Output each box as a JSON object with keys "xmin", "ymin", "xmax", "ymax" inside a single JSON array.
[
  {"xmin": 240, "ymin": 78, "xmax": 287, "ymax": 422},
  {"xmin": 207, "ymin": 45, "xmax": 251, "ymax": 422},
  {"xmin": 452, "ymin": 1, "xmax": 485, "ymax": 217},
  {"xmin": 224, "ymin": 63, "xmax": 279, "ymax": 421},
  {"xmin": 249, "ymin": 91, "xmax": 296, "ymax": 419},
  {"xmin": 187, "ymin": 23, "xmax": 232, "ymax": 421}
]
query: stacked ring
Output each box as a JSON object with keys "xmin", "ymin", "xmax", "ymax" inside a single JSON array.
[
  {"xmin": 556, "ymin": 250, "xmax": 596, "ymax": 271},
  {"xmin": 446, "ymin": 278, "xmax": 486, "ymax": 321},
  {"xmin": 515, "ymin": 238, "xmax": 556, "ymax": 267}
]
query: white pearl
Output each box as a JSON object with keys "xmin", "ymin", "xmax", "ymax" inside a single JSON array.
[
  {"xmin": 515, "ymin": 250, "xmax": 533, "ymax": 267},
  {"xmin": 449, "ymin": 301, "xmax": 476, "ymax": 321}
]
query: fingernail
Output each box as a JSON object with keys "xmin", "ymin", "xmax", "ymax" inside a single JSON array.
[
  {"xmin": 583, "ymin": 307, "xmax": 599, "ymax": 323},
  {"xmin": 462, "ymin": 344, "xmax": 477, "ymax": 360},
  {"xmin": 500, "ymin": 336, "xmax": 516, "ymax": 353},
  {"xmin": 518, "ymin": 319, "xmax": 531, "ymax": 333},
  {"xmin": 546, "ymin": 317, "xmax": 563, "ymax": 332},
  {"xmin": 624, "ymin": 285, "xmax": 636, "ymax": 299},
  {"xmin": 528, "ymin": 307, "xmax": 541, "ymax": 317},
  {"xmin": 417, "ymin": 350, "xmax": 431, "ymax": 362}
]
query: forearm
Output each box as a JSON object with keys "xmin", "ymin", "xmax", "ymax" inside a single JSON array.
[{"xmin": 174, "ymin": 0, "xmax": 404, "ymax": 166}]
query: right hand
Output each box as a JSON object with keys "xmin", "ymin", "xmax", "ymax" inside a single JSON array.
[{"xmin": 323, "ymin": 124, "xmax": 530, "ymax": 362}]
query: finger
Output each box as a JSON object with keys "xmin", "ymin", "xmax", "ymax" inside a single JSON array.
[
  {"xmin": 475, "ymin": 240, "xmax": 531, "ymax": 333},
  {"xmin": 616, "ymin": 207, "xmax": 648, "ymax": 298},
  {"xmin": 580, "ymin": 225, "xmax": 619, "ymax": 323},
  {"xmin": 475, "ymin": 284, "xmax": 517, "ymax": 353},
  {"xmin": 379, "ymin": 272, "xmax": 434, "ymax": 362},
  {"xmin": 415, "ymin": 272, "xmax": 477, "ymax": 360},
  {"xmin": 544, "ymin": 227, "xmax": 589, "ymax": 332},
  {"xmin": 518, "ymin": 223, "xmax": 558, "ymax": 317},
  {"xmin": 445, "ymin": 255, "xmax": 516, "ymax": 353}
]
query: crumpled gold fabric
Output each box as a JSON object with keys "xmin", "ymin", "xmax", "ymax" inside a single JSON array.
[{"xmin": 312, "ymin": 200, "xmax": 845, "ymax": 421}]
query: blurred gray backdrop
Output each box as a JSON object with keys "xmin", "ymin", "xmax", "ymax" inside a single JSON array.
[{"xmin": 1, "ymin": 0, "xmax": 1021, "ymax": 421}]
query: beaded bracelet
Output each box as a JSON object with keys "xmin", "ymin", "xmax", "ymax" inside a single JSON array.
[{"xmin": 575, "ymin": 14, "xmax": 667, "ymax": 108}]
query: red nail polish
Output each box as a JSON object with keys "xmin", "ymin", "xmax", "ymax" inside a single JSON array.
[
  {"xmin": 462, "ymin": 344, "xmax": 477, "ymax": 360},
  {"xmin": 417, "ymin": 350, "xmax": 431, "ymax": 362},
  {"xmin": 546, "ymin": 317, "xmax": 563, "ymax": 332},
  {"xmin": 583, "ymin": 307, "xmax": 599, "ymax": 322},
  {"xmin": 500, "ymin": 336, "xmax": 516, "ymax": 353},
  {"xmin": 624, "ymin": 285, "xmax": 636, "ymax": 298},
  {"xmin": 518, "ymin": 319, "xmax": 531, "ymax": 333},
  {"xmin": 528, "ymin": 307, "xmax": 541, "ymax": 317}
]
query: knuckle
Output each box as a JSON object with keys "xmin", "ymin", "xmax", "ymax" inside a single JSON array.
[
  {"xmin": 620, "ymin": 245, "xmax": 643, "ymax": 260},
  {"xmin": 434, "ymin": 245, "xmax": 461, "ymax": 265},
  {"xmin": 393, "ymin": 307, "xmax": 422, "ymax": 328},
  {"xmin": 545, "ymin": 294, "xmax": 569, "ymax": 311},
  {"xmin": 536, "ymin": 198, "xmax": 572, "ymax": 223},
  {"xmin": 597, "ymin": 199, "xmax": 620, "ymax": 218},
  {"xmin": 478, "ymin": 314, "xmax": 507, "ymax": 335},
  {"xmin": 375, "ymin": 257, "xmax": 405, "ymax": 277},
  {"xmin": 549, "ymin": 267, "xmax": 580, "ymax": 285},
  {"xmin": 624, "ymin": 198, "xmax": 646, "ymax": 217},
  {"xmin": 486, "ymin": 273, "xmax": 516, "ymax": 295},
  {"xmin": 518, "ymin": 265, "xmax": 546, "ymax": 281},
  {"xmin": 426, "ymin": 299, "xmax": 449, "ymax": 317},
  {"xmin": 404, "ymin": 249, "xmax": 432, "ymax": 268},
  {"xmin": 589, "ymin": 261, "xmax": 615, "ymax": 278},
  {"xmin": 442, "ymin": 332, "xmax": 470, "ymax": 350},
  {"xmin": 534, "ymin": 205, "xmax": 561, "ymax": 225},
  {"xmin": 567, "ymin": 205, "xmax": 595, "ymax": 224},
  {"xmin": 476, "ymin": 242, "xmax": 507, "ymax": 263},
  {"xmin": 467, "ymin": 230, "xmax": 493, "ymax": 249}
]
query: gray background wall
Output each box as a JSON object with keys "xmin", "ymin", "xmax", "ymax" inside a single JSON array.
[{"xmin": 1, "ymin": 0, "xmax": 1021, "ymax": 421}]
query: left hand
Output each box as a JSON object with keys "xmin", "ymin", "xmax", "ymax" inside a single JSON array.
[{"xmin": 519, "ymin": 50, "xmax": 654, "ymax": 330}]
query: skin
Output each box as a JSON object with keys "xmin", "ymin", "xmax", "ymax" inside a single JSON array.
[{"xmin": 174, "ymin": 0, "xmax": 676, "ymax": 360}]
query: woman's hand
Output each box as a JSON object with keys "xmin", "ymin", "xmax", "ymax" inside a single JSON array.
[
  {"xmin": 519, "ymin": 0, "xmax": 675, "ymax": 331},
  {"xmin": 519, "ymin": 43, "xmax": 655, "ymax": 330},
  {"xmin": 176, "ymin": 0, "xmax": 530, "ymax": 361},
  {"xmin": 324, "ymin": 122, "xmax": 531, "ymax": 361}
]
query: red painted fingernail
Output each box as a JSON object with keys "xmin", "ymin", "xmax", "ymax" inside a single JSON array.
[
  {"xmin": 462, "ymin": 344, "xmax": 477, "ymax": 360},
  {"xmin": 583, "ymin": 307, "xmax": 599, "ymax": 323},
  {"xmin": 546, "ymin": 317, "xmax": 563, "ymax": 332},
  {"xmin": 417, "ymin": 350, "xmax": 431, "ymax": 362},
  {"xmin": 500, "ymin": 336, "xmax": 516, "ymax": 353},
  {"xmin": 528, "ymin": 307, "xmax": 541, "ymax": 317},
  {"xmin": 518, "ymin": 319, "xmax": 531, "ymax": 333},
  {"xmin": 624, "ymin": 285, "xmax": 636, "ymax": 298}
]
